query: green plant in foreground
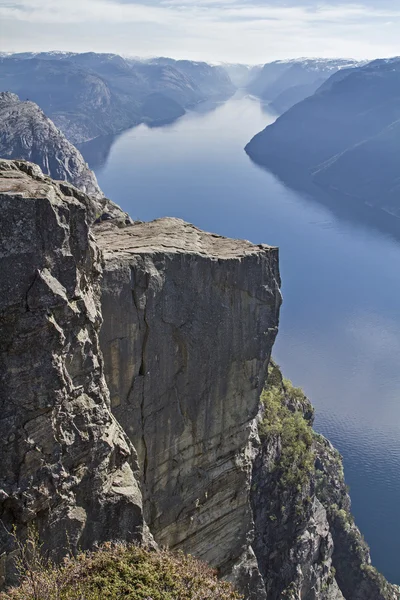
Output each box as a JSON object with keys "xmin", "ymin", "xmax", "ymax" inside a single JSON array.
[{"xmin": 1, "ymin": 537, "xmax": 242, "ymax": 600}]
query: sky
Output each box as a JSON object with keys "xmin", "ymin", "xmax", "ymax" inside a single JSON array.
[{"xmin": 0, "ymin": 0, "xmax": 399, "ymax": 64}]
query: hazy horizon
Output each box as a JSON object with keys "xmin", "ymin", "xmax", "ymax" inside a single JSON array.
[
  {"xmin": 2, "ymin": 50, "xmax": 395, "ymax": 67},
  {"xmin": 0, "ymin": 1, "xmax": 399, "ymax": 64}
]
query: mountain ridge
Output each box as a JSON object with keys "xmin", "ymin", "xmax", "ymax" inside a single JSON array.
[
  {"xmin": 245, "ymin": 56, "xmax": 400, "ymax": 219},
  {"xmin": 0, "ymin": 52, "xmax": 235, "ymax": 143}
]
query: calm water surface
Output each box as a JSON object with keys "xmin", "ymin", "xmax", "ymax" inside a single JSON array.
[{"xmin": 82, "ymin": 93, "xmax": 400, "ymax": 583}]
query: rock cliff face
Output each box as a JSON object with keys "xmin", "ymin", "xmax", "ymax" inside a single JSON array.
[
  {"xmin": 0, "ymin": 160, "xmax": 398, "ymax": 600},
  {"xmin": 0, "ymin": 92, "xmax": 103, "ymax": 198},
  {"xmin": 0, "ymin": 160, "xmax": 147, "ymax": 588},
  {"xmin": 95, "ymin": 217, "xmax": 282, "ymax": 593}
]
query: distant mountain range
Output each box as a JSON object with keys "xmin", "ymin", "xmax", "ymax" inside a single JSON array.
[
  {"xmin": 4, "ymin": 51, "xmax": 399, "ymax": 222},
  {"xmin": 246, "ymin": 57, "xmax": 400, "ymax": 219},
  {"xmin": 0, "ymin": 52, "xmax": 235, "ymax": 144},
  {"xmin": 246, "ymin": 58, "xmax": 363, "ymax": 113}
]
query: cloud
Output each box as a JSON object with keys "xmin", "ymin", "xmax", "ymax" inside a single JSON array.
[
  {"xmin": 0, "ymin": 0, "xmax": 399, "ymax": 62},
  {"xmin": 3, "ymin": 0, "xmax": 400, "ymax": 24}
]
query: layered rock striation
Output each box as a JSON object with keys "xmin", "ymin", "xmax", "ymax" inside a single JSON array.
[
  {"xmin": 95, "ymin": 217, "xmax": 282, "ymax": 593},
  {"xmin": 0, "ymin": 160, "xmax": 147, "ymax": 588}
]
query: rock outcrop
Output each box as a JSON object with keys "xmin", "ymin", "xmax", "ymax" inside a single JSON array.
[
  {"xmin": 0, "ymin": 92, "xmax": 103, "ymax": 198},
  {"xmin": 252, "ymin": 362, "xmax": 400, "ymax": 600},
  {"xmin": 95, "ymin": 217, "xmax": 282, "ymax": 594},
  {"xmin": 0, "ymin": 160, "xmax": 398, "ymax": 599},
  {"xmin": 0, "ymin": 160, "xmax": 147, "ymax": 588}
]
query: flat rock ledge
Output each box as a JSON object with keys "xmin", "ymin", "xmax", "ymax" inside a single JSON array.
[{"xmin": 95, "ymin": 217, "xmax": 275, "ymax": 259}]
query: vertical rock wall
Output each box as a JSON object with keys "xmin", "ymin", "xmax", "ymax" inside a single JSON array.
[
  {"xmin": 96, "ymin": 217, "xmax": 282, "ymax": 588},
  {"xmin": 0, "ymin": 161, "xmax": 147, "ymax": 587}
]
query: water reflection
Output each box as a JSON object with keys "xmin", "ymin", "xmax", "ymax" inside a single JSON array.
[
  {"xmin": 247, "ymin": 157, "xmax": 400, "ymax": 244},
  {"xmin": 79, "ymin": 98, "xmax": 226, "ymax": 171}
]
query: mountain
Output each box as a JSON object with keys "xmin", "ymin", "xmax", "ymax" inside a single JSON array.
[
  {"xmin": 0, "ymin": 56, "xmax": 139, "ymax": 144},
  {"xmin": 247, "ymin": 58, "xmax": 361, "ymax": 113},
  {"xmin": 0, "ymin": 92, "xmax": 102, "ymax": 197},
  {"xmin": 0, "ymin": 53, "xmax": 235, "ymax": 144},
  {"xmin": 245, "ymin": 57, "xmax": 400, "ymax": 219},
  {"xmin": 313, "ymin": 119, "xmax": 400, "ymax": 217},
  {"xmin": 140, "ymin": 57, "xmax": 235, "ymax": 100}
]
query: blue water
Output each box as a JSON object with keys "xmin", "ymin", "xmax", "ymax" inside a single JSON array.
[{"xmin": 82, "ymin": 93, "xmax": 400, "ymax": 584}]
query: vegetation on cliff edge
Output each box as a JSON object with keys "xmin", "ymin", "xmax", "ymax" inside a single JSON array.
[
  {"xmin": 0, "ymin": 537, "xmax": 242, "ymax": 600},
  {"xmin": 259, "ymin": 362, "xmax": 314, "ymax": 488}
]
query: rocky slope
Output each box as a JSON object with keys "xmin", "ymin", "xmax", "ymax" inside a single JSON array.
[
  {"xmin": 0, "ymin": 160, "xmax": 398, "ymax": 599},
  {"xmin": 0, "ymin": 160, "xmax": 148, "ymax": 588},
  {"xmin": 246, "ymin": 59, "xmax": 360, "ymax": 113},
  {"xmin": 144, "ymin": 58, "xmax": 235, "ymax": 101},
  {"xmin": 0, "ymin": 53, "xmax": 235, "ymax": 144},
  {"xmin": 0, "ymin": 92, "xmax": 103, "ymax": 197},
  {"xmin": 252, "ymin": 362, "xmax": 400, "ymax": 600},
  {"xmin": 246, "ymin": 57, "xmax": 400, "ymax": 219}
]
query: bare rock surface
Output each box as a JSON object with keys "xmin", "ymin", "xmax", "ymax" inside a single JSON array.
[
  {"xmin": 95, "ymin": 217, "xmax": 282, "ymax": 592},
  {"xmin": 0, "ymin": 160, "xmax": 147, "ymax": 588},
  {"xmin": 0, "ymin": 92, "xmax": 102, "ymax": 198},
  {"xmin": 0, "ymin": 155, "xmax": 130, "ymax": 225}
]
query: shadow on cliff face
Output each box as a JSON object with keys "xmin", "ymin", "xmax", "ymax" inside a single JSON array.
[{"xmin": 245, "ymin": 152, "xmax": 400, "ymax": 244}]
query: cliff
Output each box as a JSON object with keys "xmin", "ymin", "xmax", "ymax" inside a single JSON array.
[
  {"xmin": 0, "ymin": 92, "xmax": 102, "ymax": 198},
  {"xmin": 0, "ymin": 160, "xmax": 148, "ymax": 588},
  {"xmin": 0, "ymin": 160, "xmax": 398, "ymax": 599},
  {"xmin": 252, "ymin": 362, "xmax": 400, "ymax": 600},
  {"xmin": 95, "ymin": 217, "xmax": 281, "ymax": 595}
]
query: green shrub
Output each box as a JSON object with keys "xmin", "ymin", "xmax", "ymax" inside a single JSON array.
[
  {"xmin": 0, "ymin": 541, "xmax": 242, "ymax": 600},
  {"xmin": 259, "ymin": 365, "xmax": 314, "ymax": 488}
]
